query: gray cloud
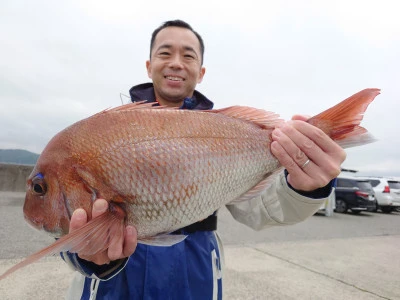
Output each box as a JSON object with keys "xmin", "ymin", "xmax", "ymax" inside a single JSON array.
[{"xmin": 1, "ymin": 0, "xmax": 399, "ymax": 176}]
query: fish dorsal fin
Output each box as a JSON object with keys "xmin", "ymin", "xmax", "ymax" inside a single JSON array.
[
  {"xmin": 93, "ymin": 101, "xmax": 176, "ymax": 117},
  {"xmin": 0, "ymin": 209, "xmax": 124, "ymax": 281},
  {"xmin": 211, "ymin": 106, "xmax": 283, "ymax": 129}
]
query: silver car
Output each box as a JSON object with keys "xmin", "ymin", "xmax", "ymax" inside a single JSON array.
[{"xmin": 357, "ymin": 176, "xmax": 400, "ymax": 213}]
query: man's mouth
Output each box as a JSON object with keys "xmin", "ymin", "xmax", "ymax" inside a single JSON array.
[{"xmin": 165, "ymin": 76, "xmax": 184, "ymax": 81}]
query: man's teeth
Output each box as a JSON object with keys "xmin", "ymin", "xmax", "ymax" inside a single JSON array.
[{"xmin": 166, "ymin": 76, "xmax": 183, "ymax": 81}]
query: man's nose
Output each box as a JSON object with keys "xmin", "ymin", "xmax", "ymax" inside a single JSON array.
[{"xmin": 168, "ymin": 55, "xmax": 184, "ymax": 69}]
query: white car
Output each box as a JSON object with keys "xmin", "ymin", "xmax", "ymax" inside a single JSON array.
[{"xmin": 357, "ymin": 176, "xmax": 400, "ymax": 213}]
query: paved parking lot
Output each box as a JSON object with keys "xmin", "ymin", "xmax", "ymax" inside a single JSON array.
[{"xmin": 1, "ymin": 192, "xmax": 399, "ymax": 299}]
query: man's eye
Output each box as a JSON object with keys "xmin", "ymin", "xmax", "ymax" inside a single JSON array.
[
  {"xmin": 184, "ymin": 54, "xmax": 195, "ymax": 59},
  {"xmin": 159, "ymin": 52, "xmax": 170, "ymax": 56}
]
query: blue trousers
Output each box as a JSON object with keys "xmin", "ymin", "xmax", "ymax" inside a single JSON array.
[{"xmin": 80, "ymin": 231, "xmax": 223, "ymax": 300}]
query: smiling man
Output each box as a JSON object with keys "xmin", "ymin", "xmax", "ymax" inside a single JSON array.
[
  {"xmin": 63, "ymin": 20, "xmax": 343, "ymax": 300},
  {"xmin": 146, "ymin": 25, "xmax": 206, "ymax": 107}
]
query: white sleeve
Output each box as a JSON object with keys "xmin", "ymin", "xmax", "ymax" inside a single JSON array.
[{"xmin": 226, "ymin": 171, "xmax": 331, "ymax": 231}]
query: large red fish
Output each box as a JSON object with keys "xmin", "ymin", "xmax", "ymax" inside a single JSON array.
[{"xmin": 0, "ymin": 88, "xmax": 380, "ymax": 280}]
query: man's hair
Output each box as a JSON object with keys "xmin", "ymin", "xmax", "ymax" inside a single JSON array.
[{"xmin": 150, "ymin": 19, "xmax": 205, "ymax": 65}]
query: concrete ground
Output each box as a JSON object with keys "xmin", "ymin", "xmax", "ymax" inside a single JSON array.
[
  {"xmin": 223, "ymin": 236, "xmax": 399, "ymax": 300},
  {"xmin": 1, "ymin": 236, "xmax": 399, "ymax": 299},
  {"xmin": 0, "ymin": 192, "xmax": 399, "ymax": 299}
]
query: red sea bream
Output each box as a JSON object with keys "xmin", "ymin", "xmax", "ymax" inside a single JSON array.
[{"xmin": 0, "ymin": 88, "xmax": 380, "ymax": 280}]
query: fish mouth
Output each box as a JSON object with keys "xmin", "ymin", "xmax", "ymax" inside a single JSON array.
[
  {"xmin": 24, "ymin": 215, "xmax": 61, "ymax": 237},
  {"xmin": 43, "ymin": 224, "xmax": 64, "ymax": 238},
  {"xmin": 25, "ymin": 217, "xmax": 63, "ymax": 237},
  {"xmin": 24, "ymin": 216, "xmax": 44, "ymax": 232}
]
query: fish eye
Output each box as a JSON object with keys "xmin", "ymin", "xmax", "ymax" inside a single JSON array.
[
  {"xmin": 33, "ymin": 183, "xmax": 46, "ymax": 195},
  {"xmin": 32, "ymin": 174, "xmax": 47, "ymax": 196}
]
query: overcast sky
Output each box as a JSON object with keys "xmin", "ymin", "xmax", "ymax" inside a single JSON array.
[{"xmin": 1, "ymin": 0, "xmax": 399, "ymax": 176}]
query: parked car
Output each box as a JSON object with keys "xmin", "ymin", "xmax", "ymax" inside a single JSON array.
[
  {"xmin": 357, "ymin": 176, "xmax": 400, "ymax": 213},
  {"xmin": 334, "ymin": 177, "xmax": 376, "ymax": 214}
]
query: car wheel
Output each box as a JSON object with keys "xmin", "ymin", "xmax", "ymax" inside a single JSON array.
[
  {"xmin": 335, "ymin": 199, "xmax": 347, "ymax": 213},
  {"xmin": 372, "ymin": 202, "xmax": 378, "ymax": 212},
  {"xmin": 351, "ymin": 210, "xmax": 361, "ymax": 215},
  {"xmin": 381, "ymin": 206, "xmax": 392, "ymax": 214}
]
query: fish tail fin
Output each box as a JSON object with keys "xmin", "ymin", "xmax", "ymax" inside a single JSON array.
[
  {"xmin": 307, "ymin": 88, "xmax": 380, "ymax": 148},
  {"xmin": 0, "ymin": 208, "xmax": 124, "ymax": 281}
]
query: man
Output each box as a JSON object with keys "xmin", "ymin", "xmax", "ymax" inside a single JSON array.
[{"xmin": 64, "ymin": 20, "xmax": 344, "ymax": 299}]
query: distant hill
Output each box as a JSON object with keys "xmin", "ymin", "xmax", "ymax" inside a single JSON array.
[{"xmin": 0, "ymin": 149, "xmax": 40, "ymax": 165}]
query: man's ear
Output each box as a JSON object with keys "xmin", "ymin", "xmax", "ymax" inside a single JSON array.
[
  {"xmin": 197, "ymin": 67, "xmax": 206, "ymax": 83},
  {"xmin": 146, "ymin": 60, "xmax": 152, "ymax": 79}
]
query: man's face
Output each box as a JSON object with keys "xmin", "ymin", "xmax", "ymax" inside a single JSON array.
[{"xmin": 146, "ymin": 26, "xmax": 205, "ymax": 106}]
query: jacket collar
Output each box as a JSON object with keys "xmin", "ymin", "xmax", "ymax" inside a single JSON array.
[{"xmin": 129, "ymin": 83, "xmax": 214, "ymax": 110}]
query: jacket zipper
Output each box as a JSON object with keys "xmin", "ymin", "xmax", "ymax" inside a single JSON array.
[{"xmin": 89, "ymin": 278, "xmax": 99, "ymax": 300}]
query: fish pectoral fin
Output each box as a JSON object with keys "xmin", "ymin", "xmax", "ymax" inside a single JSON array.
[
  {"xmin": 138, "ymin": 234, "xmax": 187, "ymax": 247},
  {"xmin": 210, "ymin": 106, "xmax": 284, "ymax": 129},
  {"xmin": 0, "ymin": 210, "xmax": 124, "ymax": 281},
  {"xmin": 229, "ymin": 167, "xmax": 284, "ymax": 204},
  {"xmin": 66, "ymin": 210, "xmax": 125, "ymax": 256}
]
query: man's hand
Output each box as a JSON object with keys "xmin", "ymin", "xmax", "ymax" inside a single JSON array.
[
  {"xmin": 271, "ymin": 115, "xmax": 346, "ymax": 191},
  {"xmin": 69, "ymin": 199, "xmax": 138, "ymax": 265}
]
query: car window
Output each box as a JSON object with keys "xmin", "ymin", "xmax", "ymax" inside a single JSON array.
[
  {"xmin": 356, "ymin": 181, "xmax": 373, "ymax": 192},
  {"xmin": 388, "ymin": 181, "xmax": 400, "ymax": 189},
  {"xmin": 369, "ymin": 180, "xmax": 380, "ymax": 187},
  {"xmin": 337, "ymin": 179, "xmax": 354, "ymax": 188}
]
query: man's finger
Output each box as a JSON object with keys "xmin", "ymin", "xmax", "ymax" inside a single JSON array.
[
  {"xmin": 291, "ymin": 114, "xmax": 310, "ymax": 121},
  {"xmin": 92, "ymin": 199, "xmax": 109, "ymax": 219},
  {"xmin": 79, "ymin": 252, "xmax": 110, "ymax": 265},
  {"xmin": 107, "ymin": 225, "xmax": 125, "ymax": 261},
  {"xmin": 123, "ymin": 226, "xmax": 138, "ymax": 257},
  {"xmin": 69, "ymin": 209, "xmax": 87, "ymax": 232}
]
